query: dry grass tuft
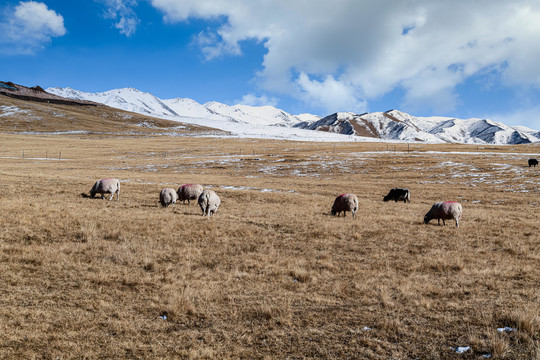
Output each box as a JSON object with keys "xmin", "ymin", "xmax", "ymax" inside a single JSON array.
[
  {"xmin": 75, "ymin": 221, "xmax": 98, "ymax": 243},
  {"xmin": 288, "ymin": 266, "xmax": 313, "ymax": 283},
  {"xmin": 165, "ymin": 292, "xmax": 198, "ymax": 320},
  {"xmin": 498, "ymin": 309, "xmax": 540, "ymax": 338},
  {"xmin": 490, "ymin": 334, "xmax": 511, "ymax": 358}
]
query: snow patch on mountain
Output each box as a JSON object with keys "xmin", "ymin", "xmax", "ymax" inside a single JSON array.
[
  {"xmin": 47, "ymin": 87, "xmax": 179, "ymax": 117},
  {"xmin": 162, "ymin": 98, "xmax": 223, "ymax": 121}
]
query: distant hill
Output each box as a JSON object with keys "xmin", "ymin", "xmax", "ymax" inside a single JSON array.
[{"xmin": 1, "ymin": 81, "xmax": 98, "ymax": 106}]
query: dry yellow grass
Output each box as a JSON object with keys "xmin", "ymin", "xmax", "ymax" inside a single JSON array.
[{"xmin": 0, "ymin": 99, "xmax": 539, "ymax": 358}]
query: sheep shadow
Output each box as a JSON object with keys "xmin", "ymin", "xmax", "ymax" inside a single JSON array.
[{"xmin": 81, "ymin": 193, "xmax": 118, "ymax": 200}]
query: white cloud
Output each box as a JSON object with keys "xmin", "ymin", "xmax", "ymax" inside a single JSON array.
[
  {"xmin": 237, "ymin": 93, "xmax": 278, "ymax": 107},
  {"xmin": 295, "ymin": 72, "xmax": 367, "ymax": 114},
  {"xmin": 489, "ymin": 106, "xmax": 540, "ymax": 130},
  {"xmin": 0, "ymin": 1, "xmax": 66, "ymax": 54},
  {"xmin": 192, "ymin": 30, "xmax": 241, "ymax": 60},
  {"xmin": 148, "ymin": 0, "xmax": 540, "ymax": 116},
  {"xmin": 99, "ymin": 0, "xmax": 139, "ymax": 37}
]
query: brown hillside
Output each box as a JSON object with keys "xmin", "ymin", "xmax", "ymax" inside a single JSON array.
[
  {"xmin": 0, "ymin": 81, "xmax": 100, "ymax": 106},
  {"xmin": 0, "ymin": 93, "xmax": 224, "ymax": 136}
]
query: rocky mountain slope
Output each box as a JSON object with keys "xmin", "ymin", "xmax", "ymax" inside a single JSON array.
[{"xmin": 294, "ymin": 110, "xmax": 539, "ymax": 144}]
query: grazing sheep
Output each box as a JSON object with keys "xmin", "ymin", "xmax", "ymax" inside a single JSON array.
[
  {"xmin": 424, "ymin": 201, "xmax": 462, "ymax": 228},
  {"xmin": 383, "ymin": 188, "xmax": 411, "ymax": 203},
  {"xmin": 177, "ymin": 184, "xmax": 204, "ymax": 205},
  {"xmin": 159, "ymin": 188, "xmax": 178, "ymax": 207},
  {"xmin": 331, "ymin": 193, "xmax": 358, "ymax": 218},
  {"xmin": 529, "ymin": 158, "xmax": 538, "ymax": 167},
  {"xmin": 89, "ymin": 178, "xmax": 120, "ymax": 201},
  {"xmin": 198, "ymin": 190, "xmax": 220, "ymax": 216}
]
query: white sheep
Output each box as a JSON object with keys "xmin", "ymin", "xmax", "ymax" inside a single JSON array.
[
  {"xmin": 159, "ymin": 188, "xmax": 179, "ymax": 207},
  {"xmin": 198, "ymin": 190, "xmax": 220, "ymax": 216},
  {"xmin": 424, "ymin": 201, "xmax": 462, "ymax": 228},
  {"xmin": 89, "ymin": 178, "xmax": 120, "ymax": 201},
  {"xmin": 177, "ymin": 184, "xmax": 204, "ymax": 205}
]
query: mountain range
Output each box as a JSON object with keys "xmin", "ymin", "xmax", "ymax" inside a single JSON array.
[{"xmin": 46, "ymin": 86, "xmax": 540, "ymax": 145}]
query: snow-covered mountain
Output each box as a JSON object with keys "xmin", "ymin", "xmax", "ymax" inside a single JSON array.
[
  {"xmin": 424, "ymin": 117, "xmax": 538, "ymax": 144},
  {"xmin": 47, "ymin": 87, "xmax": 308, "ymax": 127},
  {"xmin": 294, "ymin": 110, "xmax": 445, "ymax": 143},
  {"xmin": 294, "ymin": 110, "xmax": 540, "ymax": 144},
  {"xmin": 48, "ymin": 87, "xmax": 180, "ymax": 117},
  {"xmin": 46, "ymin": 86, "xmax": 540, "ymax": 144}
]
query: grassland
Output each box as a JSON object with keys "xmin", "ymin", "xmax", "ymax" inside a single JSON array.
[{"xmin": 0, "ymin": 97, "xmax": 539, "ymax": 359}]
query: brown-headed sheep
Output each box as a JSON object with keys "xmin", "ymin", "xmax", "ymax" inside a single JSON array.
[
  {"xmin": 331, "ymin": 193, "xmax": 358, "ymax": 218},
  {"xmin": 424, "ymin": 201, "xmax": 462, "ymax": 228}
]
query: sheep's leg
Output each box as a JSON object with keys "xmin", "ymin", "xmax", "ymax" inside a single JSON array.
[
  {"xmin": 442, "ymin": 219, "xmax": 446, "ymax": 226},
  {"xmin": 437, "ymin": 219, "xmax": 440, "ymax": 225},
  {"xmin": 101, "ymin": 193, "xmax": 105, "ymax": 199},
  {"xmin": 455, "ymin": 219, "xmax": 459, "ymax": 228},
  {"xmin": 109, "ymin": 192, "xmax": 114, "ymax": 201},
  {"xmin": 116, "ymin": 190, "xmax": 120, "ymax": 201}
]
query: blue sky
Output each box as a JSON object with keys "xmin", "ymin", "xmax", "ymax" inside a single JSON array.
[{"xmin": 1, "ymin": 0, "xmax": 540, "ymax": 129}]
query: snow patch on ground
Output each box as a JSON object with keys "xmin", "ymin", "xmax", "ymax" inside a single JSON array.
[{"xmin": 0, "ymin": 105, "xmax": 28, "ymax": 117}]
